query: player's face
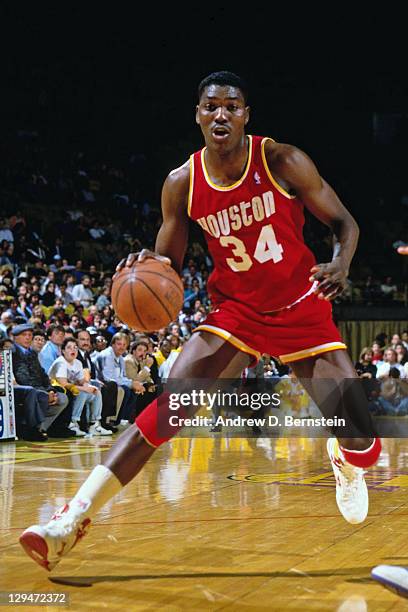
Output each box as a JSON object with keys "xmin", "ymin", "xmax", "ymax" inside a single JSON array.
[{"xmin": 196, "ymin": 85, "xmax": 249, "ymax": 151}]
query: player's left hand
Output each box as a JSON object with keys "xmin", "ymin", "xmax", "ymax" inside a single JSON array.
[
  {"xmin": 115, "ymin": 250, "xmax": 171, "ymax": 274},
  {"xmin": 309, "ymin": 261, "xmax": 348, "ymax": 301},
  {"xmin": 398, "ymin": 246, "xmax": 408, "ymax": 255}
]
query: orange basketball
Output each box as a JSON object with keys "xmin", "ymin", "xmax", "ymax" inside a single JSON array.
[{"xmin": 111, "ymin": 259, "xmax": 184, "ymax": 332}]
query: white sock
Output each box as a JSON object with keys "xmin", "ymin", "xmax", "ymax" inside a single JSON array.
[{"xmin": 69, "ymin": 465, "xmax": 123, "ymax": 518}]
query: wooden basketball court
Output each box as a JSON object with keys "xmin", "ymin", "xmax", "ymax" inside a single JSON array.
[{"xmin": 1, "ymin": 435, "xmax": 408, "ymax": 610}]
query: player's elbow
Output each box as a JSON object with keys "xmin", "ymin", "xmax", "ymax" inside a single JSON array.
[{"xmin": 332, "ymin": 212, "xmax": 359, "ymax": 238}]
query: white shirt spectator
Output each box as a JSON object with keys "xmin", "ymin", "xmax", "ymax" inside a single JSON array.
[
  {"xmin": 48, "ymin": 356, "xmax": 84, "ymax": 383},
  {"xmin": 376, "ymin": 361, "xmax": 406, "ymax": 379},
  {"xmin": 380, "ymin": 280, "xmax": 397, "ymax": 295},
  {"xmin": 71, "ymin": 283, "xmax": 94, "ymax": 308},
  {"xmin": 158, "ymin": 351, "xmax": 179, "ymax": 381}
]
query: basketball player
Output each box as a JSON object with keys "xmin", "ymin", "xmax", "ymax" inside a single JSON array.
[
  {"xmin": 372, "ymin": 243, "xmax": 408, "ymax": 597},
  {"xmin": 19, "ymin": 71, "xmax": 382, "ymax": 571}
]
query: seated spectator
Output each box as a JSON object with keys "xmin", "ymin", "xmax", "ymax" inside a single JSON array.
[
  {"xmin": 159, "ymin": 346, "xmax": 181, "ymax": 381},
  {"xmin": 15, "ymin": 295, "xmax": 32, "ymax": 321},
  {"xmin": 94, "ymin": 332, "xmax": 142, "ymax": 425},
  {"xmin": 68, "ymin": 313, "xmax": 83, "ymax": 334},
  {"xmin": 375, "ymin": 368, "xmax": 408, "ymax": 415},
  {"xmin": 125, "ymin": 335, "xmax": 159, "ymax": 392},
  {"xmin": 48, "ymin": 338, "xmax": 111, "ymax": 437},
  {"xmin": 371, "ymin": 341, "xmax": 384, "ymax": 365},
  {"xmin": 41, "ymin": 281, "xmax": 58, "ymax": 307},
  {"xmin": 124, "ymin": 340, "xmax": 159, "ymax": 416},
  {"xmin": 263, "ymin": 354, "xmax": 280, "ymax": 378},
  {"xmin": 11, "ymin": 323, "xmax": 70, "ymax": 440},
  {"xmin": 107, "ymin": 315, "xmax": 124, "ymax": 337},
  {"xmin": 101, "ymin": 304, "xmax": 113, "ymax": 320},
  {"xmin": 380, "ymin": 276, "xmax": 397, "ymax": 303},
  {"xmin": 98, "ymin": 317, "xmax": 113, "ymax": 342},
  {"xmin": 58, "ymin": 282, "xmax": 73, "ymax": 307},
  {"xmin": 85, "ymin": 305, "xmax": 98, "ymax": 325},
  {"xmin": 355, "ymin": 347, "xmax": 378, "ymax": 378},
  {"xmin": 376, "ymin": 348, "xmax": 407, "ymax": 379},
  {"xmin": 90, "ymin": 334, "xmax": 108, "ymax": 359},
  {"xmin": 153, "ymin": 338, "xmax": 171, "ymax": 367},
  {"xmin": 375, "ymin": 332, "xmax": 388, "ymax": 349},
  {"xmin": 38, "ymin": 324, "xmax": 65, "ymax": 373},
  {"xmin": 52, "ymin": 306, "xmax": 69, "ymax": 326},
  {"xmin": 75, "ymin": 329, "xmax": 120, "ymax": 432},
  {"xmin": 31, "ymin": 328, "xmax": 46, "ymax": 353},
  {"xmin": 168, "ymin": 334, "xmax": 183, "ymax": 352},
  {"xmin": 390, "ymin": 333, "xmax": 402, "ymax": 349},
  {"xmin": 0, "ymin": 311, "xmax": 13, "ymax": 335},
  {"xmin": 0, "ymin": 337, "xmax": 13, "ymax": 350},
  {"xmin": 0, "ymin": 218, "xmax": 14, "ymax": 243},
  {"xmin": 395, "ymin": 342, "xmax": 408, "ymax": 366},
  {"xmin": 124, "ymin": 341, "xmax": 153, "ymax": 386},
  {"xmin": 71, "ymin": 274, "xmax": 94, "ymax": 308},
  {"xmin": 4, "ymin": 298, "xmax": 20, "ymax": 321},
  {"xmin": 95, "ymin": 286, "xmax": 111, "ymax": 310}
]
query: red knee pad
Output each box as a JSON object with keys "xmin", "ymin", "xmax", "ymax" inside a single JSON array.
[
  {"xmin": 340, "ymin": 438, "xmax": 382, "ymax": 468},
  {"xmin": 135, "ymin": 392, "xmax": 187, "ymax": 448}
]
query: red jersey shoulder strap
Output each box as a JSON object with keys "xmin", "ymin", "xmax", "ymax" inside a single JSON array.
[{"xmin": 259, "ymin": 137, "xmax": 296, "ymax": 200}]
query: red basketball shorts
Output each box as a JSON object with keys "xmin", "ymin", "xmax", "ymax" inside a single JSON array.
[{"xmin": 193, "ymin": 285, "xmax": 346, "ymax": 365}]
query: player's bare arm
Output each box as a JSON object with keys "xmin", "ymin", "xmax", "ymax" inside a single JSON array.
[
  {"xmin": 153, "ymin": 163, "xmax": 190, "ymax": 274},
  {"xmin": 115, "ymin": 162, "xmax": 190, "ymax": 275},
  {"xmin": 265, "ymin": 141, "xmax": 359, "ymax": 301}
]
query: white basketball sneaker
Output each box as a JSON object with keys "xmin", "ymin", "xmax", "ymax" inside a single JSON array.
[
  {"xmin": 19, "ymin": 499, "xmax": 92, "ymax": 571},
  {"xmin": 327, "ymin": 438, "xmax": 368, "ymax": 524},
  {"xmin": 372, "ymin": 565, "xmax": 408, "ymax": 597},
  {"xmin": 89, "ymin": 421, "xmax": 112, "ymax": 436}
]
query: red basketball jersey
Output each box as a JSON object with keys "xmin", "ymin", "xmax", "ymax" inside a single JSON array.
[{"xmin": 188, "ymin": 135, "xmax": 316, "ymax": 312}]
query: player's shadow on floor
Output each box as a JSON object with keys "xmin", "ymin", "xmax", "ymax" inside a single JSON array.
[{"xmin": 50, "ymin": 567, "xmax": 375, "ymax": 588}]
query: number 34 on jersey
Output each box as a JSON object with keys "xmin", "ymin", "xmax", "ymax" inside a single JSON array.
[
  {"xmin": 196, "ymin": 190, "xmax": 284, "ymax": 273},
  {"xmin": 221, "ymin": 224, "xmax": 283, "ymax": 272}
]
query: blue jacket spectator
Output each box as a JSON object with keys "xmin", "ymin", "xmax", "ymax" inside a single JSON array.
[{"xmin": 39, "ymin": 324, "xmax": 65, "ymax": 373}]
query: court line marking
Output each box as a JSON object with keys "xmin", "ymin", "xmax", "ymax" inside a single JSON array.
[{"xmin": 4, "ymin": 512, "xmax": 408, "ymax": 531}]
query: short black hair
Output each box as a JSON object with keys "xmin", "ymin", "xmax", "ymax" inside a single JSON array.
[
  {"xmin": 198, "ymin": 71, "xmax": 248, "ymax": 104},
  {"xmin": 130, "ymin": 340, "xmax": 148, "ymax": 353},
  {"xmin": 33, "ymin": 328, "xmax": 46, "ymax": 339},
  {"xmin": 74, "ymin": 329, "xmax": 90, "ymax": 339},
  {"xmin": 61, "ymin": 337, "xmax": 78, "ymax": 351}
]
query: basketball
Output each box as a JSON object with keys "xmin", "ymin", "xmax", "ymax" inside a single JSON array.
[{"xmin": 111, "ymin": 259, "xmax": 184, "ymax": 331}]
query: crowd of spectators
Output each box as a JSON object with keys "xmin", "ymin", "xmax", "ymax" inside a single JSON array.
[
  {"xmin": 0, "ymin": 258, "xmax": 214, "ymax": 440},
  {"xmin": 353, "ymin": 331, "xmax": 408, "ymax": 416}
]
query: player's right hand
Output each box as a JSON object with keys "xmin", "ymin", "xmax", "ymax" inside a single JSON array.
[
  {"xmin": 398, "ymin": 246, "xmax": 408, "ymax": 255},
  {"xmin": 115, "ymin": 249, "xmax": 171, "ymax": 273}
]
